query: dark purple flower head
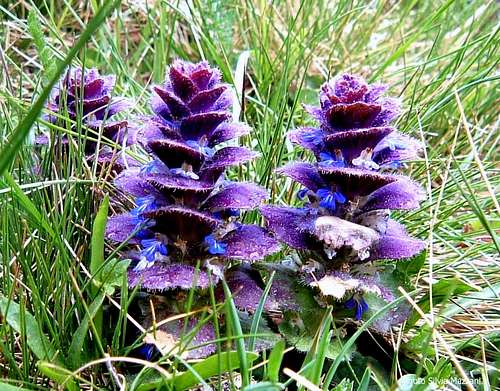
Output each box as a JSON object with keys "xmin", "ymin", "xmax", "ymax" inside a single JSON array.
[
  {"xmin": 262, "ymin": 73, "xmax": 426, "ymax": 329},
  {"xmin": 37, "ymin": 66, "xmax": 132, "ymax": 154},
  {"xmin": 106, "ymin": 60, "xmax": 279, "ymax": 292}
]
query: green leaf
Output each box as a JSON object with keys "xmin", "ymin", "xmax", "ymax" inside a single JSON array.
[
  {"xmin": 173, "ymin": 351, "xmax": 258, "ymax": 390},
  {"xmin": 99, "ymin": 258, "xmax": 131, "ymax": 295},
  {"xmin": 0, "ymin": 296, "xmax": 58, "ymax": 363},
  {"xmin": 0, "ymin": 382, "xmax": 32, "ymax": 391},
  {"xmin": 88, "ymin": 194, "xmax": 109, "ymax": 344},
  {"xmin": 331, "ymin": 378, "xmax": 354, "ymax": 391},
  {"xmin": 134, "ymin": 351, "xmax": 259, "ymax": 391},
  {"xmin": 243, "ymin": 382, "xmax": 284, "ymax": 391},
  {"xmin": 67, "ymin": 291, "xmax": 106, "ymax": 369},
  {"xmin": 37, "ymin": 361, "xmax": 78, "ymax": 391},
  {"xmin": 267, "ymin": 339, "xmax": 285, "ymax": 383},
  {"xmin": 277, "ymin": 281, "xmax": 347, "ymax": 360},
  {"xmin": 0, "ymin": 0, "xmax": 121, "ymax": 176},
  {"xmin": 90, "ymin": 194, "xmax": 109, "ymax": 292}
]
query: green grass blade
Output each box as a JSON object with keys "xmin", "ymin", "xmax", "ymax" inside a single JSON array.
[
  {"xmin": 67, "ymin": 291, "xmax": 105, "ymax": 369},
  {"xmin": 222, "ymin": 279, "xmax": 250, "ymax": 387},
  {"xmin": 0, "ymin": 0, "xmax": 121, "ymax": 175},
  {"xmin": 267, "ymin": 339, "xmax": 285, "ymax": 383},
  {"xmin": 248, "ymin": 271, "xmax": 275, "ymax": 352}
]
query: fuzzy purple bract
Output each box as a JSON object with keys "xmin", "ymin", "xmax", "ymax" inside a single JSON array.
[
  {"xmin": 105, "ymin": 60, "xmax": 279, "ymax": 358},
  {"xmin": 261, "ymin": 73, "xmax": 426, "ymax": 332},
  {"xmin": 37, "ymin": 67, "xmax": 132, "ymax": 158}
]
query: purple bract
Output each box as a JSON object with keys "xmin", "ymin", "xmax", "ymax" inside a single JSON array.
[
  {"xmin": 106, "ymin": 60, "xmax": 279, "ymax": 291},
  {"xmin": 37, "ymin": 67, "xmax": 132, "ymax": 154},
  {"xmin": 261, "ymin": 73, "xmax": 426, "ymax": 327}
]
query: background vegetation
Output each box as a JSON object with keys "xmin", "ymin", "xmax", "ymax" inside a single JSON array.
[{"xmin": 0, "ymin": 0, "xmax": 498, "ymax": 389}]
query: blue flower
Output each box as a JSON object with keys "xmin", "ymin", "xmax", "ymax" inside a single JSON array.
[
  {"xmin": 319, "ymin": 151, "xmax": 345, "ymax": 168},
  {"xmin": 352, "ymin": 148, "xmax": 379, "ymax": 170},
  {"xmin": 170, "ymin": 164, "xmax": 200, "ymax": 180},
  {"xmin": 204, "ymin": 234, "xmax": 227, "ymax": 255},
  {"xmin": 131, "ymin": 216, "xmax": 155, "ymax": 240},
  {"xmin": 345, "ymin": 296, "xmax": 369, "ymax": 321},
  {"xmin": 316, "ymin": 188, "xmax": 346, "ymax": 211},
  {"xmin": 301, "ymin": 129, "xmax": 324, "ymax": 145},
  {"xmin": 131, "ymin": 195, "xmax": 157, "ymax": 216},
  {"xmin": 134, "ymin": 238, "xmax": 168, "ymax": 270},
  {"xmin": 297, "ymin": 188, "xmax": 309, "ymax": 200},
  {"xmin": 186, "ymin": 139, "xmax": 215, "ymax": 157},
  {"xmin": 141, "ymin": 238, "xmax": 168, "ymax": 261},
  {"xmin": 138, "ymin": 343, "xmax": 155, "ymax": 360},
  {"xmin": 213, "ymin": 209, "xmax": 240, "ymax": 219},
  {"xmin": 382, "ymin": 160, "xmax": 403, "ymax": 170},
  {"xmin": 140, "ymin": 160, "xmax": 167, "ymax": 175}
]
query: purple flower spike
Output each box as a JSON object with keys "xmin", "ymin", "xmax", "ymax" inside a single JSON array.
[
  {"xmin": 263, "ymin": 72, "xmax": 425, "ymax": 330},
  {"xmin": 37, "ymin": 66, "xmax": 132, "ymax": 155},
  {"xmin": 105, "ymin": 61, "xmax": 278, "ymax": 357}
]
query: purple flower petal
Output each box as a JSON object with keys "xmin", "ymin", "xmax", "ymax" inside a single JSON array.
[
  {"xmin": 310, "ymin": 271, "xmax": 393, "ymax": 301},
  {"xmin": 313, "ymin": 215, "xmax": 379, "ymax": 261},
  {"xmin": 222, "ymin": 224, "xmax": 281, "ymax": 261},
  {"xmin": 223, "ymin": 267, "xmax": 278, "ymax": 312},
  {"xmin": 145, "ymin": 172, "xmax": 215, "ymax": 195},
  {"xmin": 180, "ymin": 111, "xmax": 231, "ymax": 140},
  {"xmin": 325, "ymin": 102, "xmax": 381, "ymax": 129},
  {"xmin": 202, "ymin": 147, "xmax": 259, "ymax": 171},
  {"xmin": 188, "ymin": 85, "xmax": 231, "ymax": 113},
  {"xmin": 369, "ymin": 220, "xmax": 426, "ymax": 260},
  {"xmin": 148, "ymin": 138, "xmax": 205, "ymax": 170},
  {"xmin": 269, "ymin": 273, "xmax": 301, "ymax": 311},
  {"xmin": 128, "ymin": 263, "xmax": 217, "ymax": 290},
  {"xmin": 371, "ymin": 97, "xmax": 401, "ymax": 127},
  {"xmin": 362, "ymin": 179, "xmax": 426, "ymax": 211},
  {"xmin": 373, "ymin": 132, "xmax": 423, "ymax": 166},
  {"xmin": 329, "ymin": 74, "xmax": 369, "ymax": 104},
  {"xmin": 208, "ymin": 122, "xmax": 251, "ymax": 146},
  {"xmin": 168, "ymin": 65, "xmax": 198, "ymax": 101},
  {"xmin": 95, "ymin": 98, "xmax": 133, "ymax": 120},
  {"xmin": 170, "ymin": 318, "xmax": 216, "ymax": 359},
  {"xmin": 318, "ymin": 167, "xmax": 395, "ymax": 198},
  {"xmin": 260, "ymin": 206, "xmax": 318, "ymax": 250},
  {"xmin": 323, "ymin": 126, "xmax": 394, "ymax": 163},
  {"xmin": 137, "ymin": 120, "xmax": 182, "ymax": 151},
  {"xmin": 276, "ymin": 162, "xmax": 326, "ymax": 192},
  {"xmin": 202, "ymin": 182, "xmax": 268, "ymax": 211},
  {"xmin": 115, "ymin": 168, "xmax": 159, "ymax": 197},
  {"xmin": 288, "ymin": 127, "xmax": 325, "ymax": 155},
  {"xmin": 76, "ymin": 95, "xmax": 111, "ymax": 116},
  {"xmin": 68, "ymin": 77, "xmax": 104, "ymax": 99},
  {"xmin": 96, "ymin": 148, "xmax": 141, "ymax": 174},
  {"xmin": 105, "ymin": 213, "xmax": 145, "ymax": 244},
  {"xmin": 153, "ymin": 86, "xmax": 191, "ymax": 119}
]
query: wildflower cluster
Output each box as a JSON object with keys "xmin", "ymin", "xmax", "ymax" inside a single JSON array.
[
  {"xmin": 260, "ymin": 74, "xmax": 425, "ymax": 327},
  {"xmin": 37, "ymin": 67, "xmax": 131, "ymax": 156},
  {"xmin": 103, "ymin": 61, "xmax": 279, "ymax": 357}
]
